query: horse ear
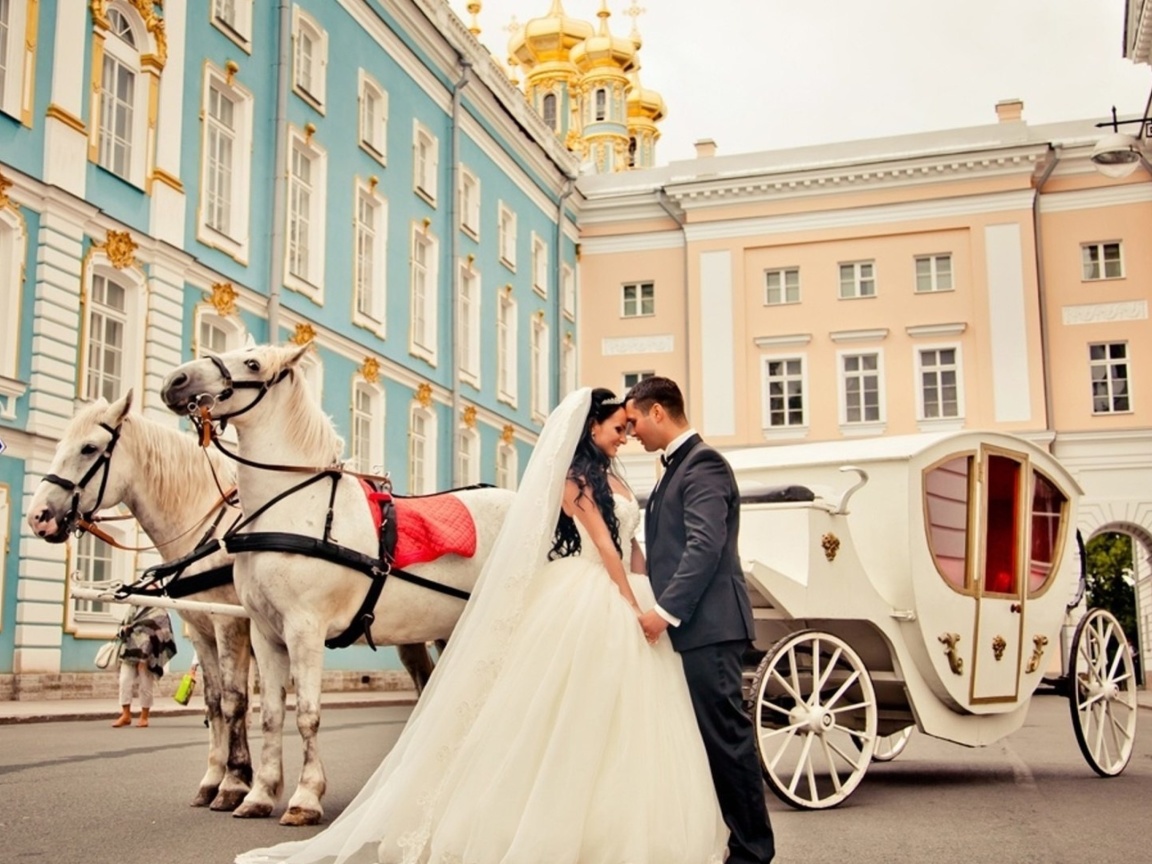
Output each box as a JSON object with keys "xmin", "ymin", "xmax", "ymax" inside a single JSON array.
[
  {"xmin": 107, "ymin": 390, "xmax": 134, "ymax": 424},
  {"xmin": 243, "ymin": 332, "xmax": 256, "ymax": 348},
  {"xmin": 285, "ymin": 341, "xmax": 313, "ymax": 367}
]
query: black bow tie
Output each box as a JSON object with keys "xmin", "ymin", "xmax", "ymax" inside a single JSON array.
[{"xmin": 660, "ymin": 453, "xmax": 672, "ymax": 468}]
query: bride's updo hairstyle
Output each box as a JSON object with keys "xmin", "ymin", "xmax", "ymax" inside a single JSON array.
[{"xmin": 549, "ymin": 388, "xmax": 624, "ymax": 561}]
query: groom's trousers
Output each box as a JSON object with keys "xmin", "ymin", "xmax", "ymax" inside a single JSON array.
[{"xmin": 681, "ymin": 639, "xmax": 775, "ymax": 864}]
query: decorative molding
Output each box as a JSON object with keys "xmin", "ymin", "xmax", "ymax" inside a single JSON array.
[
  {"xmin": 91, "ymin": 0, "xmax": 167, "ymax": 68},
  {"xmin": 208, "ymin": 282, "xmax": 238, "ymax": 316},
  {"xmin": 360, "ymin": 356, "xmax": 381, "ymax": 384},
  {"xmin": 601, "ymin": 334, "xmax": 674, "ymax": 356},
  {"xmin": 151, "ymin": 167, "xmax": 184, "ymax": 192},
  {"xmin": 1039, "ymin": 182, "xmax": 1152, "ymax": 214},
  {"xmin": 290, "ymin": 323, "xmax": 316, "ymax": 345},
  {"xmin": 462, "ymin": 404, "xmax": 477, "ymax": 429},
  {"xmin": 500, "ymin": 423, "xmax": 515, "ymax": 445},
  {"xmin": 1062, "ymin": 300, "xmax": 1148, "ymax": 326},
  {"xmin": 97, "ymin": 229, "xmax": 138, "ymax": 269},
  {"xmin": 0, "ymin": 171, "xmax": 10, "ymax": 209},
  {"xmin": 579, "ymin": 230, "xmax": 685, "ymax": 255},
  {"xmin": 45, "ymin": 102, "xmax": 87, "ymax": 134},
  {"xmin": 906, "ymin": 322, "xmax": 968, "ymax": 338},
  {"xmin": 753, "ymin": 333, "xmax": 811, "ymax": 348},
  {"xmin": 829, "ymin": 327, "xmax": 889, "ymax": 343},
  {"xmin": 414, "ymin": 382, "xmax": 433, "ymax": 409}
]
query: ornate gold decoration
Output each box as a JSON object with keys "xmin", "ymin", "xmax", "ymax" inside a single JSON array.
[
  {"xmin": 290, "ymin": 323, "xmax": 316, "ymax": 345},
  {"xmin": 92, "ymin": 1, "xmax": 168, "ymax": 68},
  {"xmin": 0, "ymin": 171, "xmax": 11, "ymax": 209},
  {"xmin": 466, "ymin": 1, "xmax": 481, "ymax": 36},
  {"xmin": 225, "ymin": 59, "xmax": 240, "ymax": 85},
  {"xmin": 820, "ymin": 532, "xmax": 840, "ymax": 562},
  {"xmin": 1025, "ymin": 634, "xmax": 1049, "ymax": 674},
  {"xmin": 46, "ymin": 103, "xmax": 87, "ymax": 134},
  {"xmin": 209, "ymin": 282, "xmax": 238, "ymax": 316},
  {"xmin": 992, "ymin": 635, "xmax": 1007, "ymax": 662},
  {"xmin": 938, "ymin": 632, "xmax": 963, "ymax": 676},
  {"xmin": 422, "ymin": 216, "xmax": 432, "ymax": 234},
  {"xmin": 500, "ymin": 423, "xmax": 515, "ymax": 445},
  {"xmin": 99, "ymin": 229, "xmax": 138, "ymax": 269},
  {"xmin": 368, "ymin": 175, "xmax": 379, "ymax": 191},
  {"xmin": 462, "ymin": 405, "xmax": 477, "ymax": 429},
  {"xmin": 501, "ymin": 283, "xmax": 513, "ymax": 298},
  {"xmin": 360, "ymin": 357, "xmax": 380, "ymax": 384},
  {"xmin": 304, "ymin": 122, "xmax": 317, "ymax": 143},
  {"xmin": 415, "ymin": 382, "xmax": 433, "ymax": 409}
]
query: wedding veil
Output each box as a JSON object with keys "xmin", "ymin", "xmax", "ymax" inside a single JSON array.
[{"xmin": 236, "ymin": 387, "xmax": 595, "ymax": 864}]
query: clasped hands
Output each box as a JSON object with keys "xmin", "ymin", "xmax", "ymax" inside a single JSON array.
[{"xmin": 637, "ymin": 608, "xmax": 670, "ymax": 645}]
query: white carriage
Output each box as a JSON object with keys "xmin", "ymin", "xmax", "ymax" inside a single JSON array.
[{"xmin": 728, "ymin": 430, "xmax": 1138, "ymax": 809}]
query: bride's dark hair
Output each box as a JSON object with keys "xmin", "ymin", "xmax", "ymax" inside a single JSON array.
[{"xmin": 549, "ymin": 388, "xmax": 625, "ymax": 561}]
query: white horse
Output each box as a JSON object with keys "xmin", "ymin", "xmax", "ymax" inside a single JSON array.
[
  {"xmin": 26, "ymin": 392, "xmax": 255, "ymax": 811},
  {"xmin": 160, "ymin": 343, "xmax": 516, "ymax": 825}
]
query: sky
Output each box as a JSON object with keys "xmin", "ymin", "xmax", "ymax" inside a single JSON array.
[{"xmin": 448, "ymin": 0, "xmax": 1152, "ymax": 163}]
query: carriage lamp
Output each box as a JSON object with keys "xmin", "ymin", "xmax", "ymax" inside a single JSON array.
[{"xmin": 1091, "ymin": 106, "xmax": 1152, "ymax": 179}]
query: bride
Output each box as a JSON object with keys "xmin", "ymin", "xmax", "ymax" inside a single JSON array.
[{"xmin": 236, "ymin": 387, "xmax": 728, "ymax": 864}]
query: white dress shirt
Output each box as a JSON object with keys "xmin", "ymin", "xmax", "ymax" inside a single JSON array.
[{"xmin": 652, "ymin": 428, "xmax": 698, "ymax": 628}]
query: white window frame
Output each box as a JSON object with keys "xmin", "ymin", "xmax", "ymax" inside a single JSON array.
[
  {"xmin": 195, "ymin": 307, "xmax": 246, "ymax": 358},
  {"xmin": 211, "ymin": 0, "xmax": 253, "ymax": 51},
  {"xmin": 92, "ymin": 4, "xmax": 150, "ymax": 187},
  {"xmin": 623, "ymin": 370, "xmax": 654, "ymax": 392},
  {"xmin": 497, "ymin": 291, "xmax": 518, "ymax": 407},
  {"xmin": 408, "ymin": 404, "xmax": 437, "ymax": 494},
  {"xmin": 69, "ymin": 524, "xmax": 134, "ymax": 626},
  {"xmin": 621, "ymin": 281, "xmax": 654, "ymax": 318},
  {"xmin": 409, "ymin": 225, "xmax": 439, "ymax": 364},
  {"xmin": 82, "ymin": 259, "xmax": 144, "ymax": 404},
  {"xmin": 839, "ymin": 260, "xmax": 876, "ymax": 299},
  {"xmin": 198, "ymin": 64, "xmax": 254, "ymax": 262},
  {"xmin": 560, "ymin": 333, "xmax": 577, "ymax": 397},
  {"xmin": 764, "ymin": 267, "xmax": 800, "ymax": 306},
  {"xmin": 561, "ymin": 263, "xmax": 575, "ymax": 320},
  {"xmin": 915, "ymin": 343, "xmax": 965, "ymax": 428},
  {"xmin": 498, "ymin": 202, "xmax": 517, "ymax": 270},
  {"xmin": 413, "ymin": 121, "xmax": 439, "ymax": 205},
  {"xmin": 291, "ymin": 5, "xmax": 327, "ymax": 112},
  {"xmin": 541, "ymin": 91, "xmax": 558, "ymax": 130},
  {"xmin": 531, "ymin": 233, "xmax": 548, "ymax": 296},
  {"xmin": 761, "ymin": 354, "xmax": 808, "ymax": 438},
  {"xmin": 459, "ymin": 166, "xmax": 480, "ymax": 238},
  {"xmin": 1081, "ymin": 241, "xmax": 1124, "ymax": 281},
  {"xmin": 0, "ymin": 0, "xmax": 32, "ymax": 121},
  {"xmin": 350, "ymin": 379, "xmax": 385, "ymax": 475},
  {"xmin": 915, "ymin": 253, "xmax": 953, "ymax": 293},
  {"xmin": 457, "ymin": 426, "xmax": 479, "ymax": 486},
  {"xmin": 352, "ymin": 180, "xmax": 388, "ymax": 337},
  {"xmin": 284, "ymin": 126, "xmax": 327, "ymax": 301},
  {"xmin": 530, "ymin": 313, "xmax": 549, "ymax": 421},
  {"xmin": 594, "ymin": 87, "xmax": 607, "ymax": 121},
  {"xmin": 496, "ymin": 441, "xmax": 517, "ymax": 490},
  {"xmin": 358, "ymin": 70, "xmax": 388, "ymax": 164},
  {"xmin": 0, "ymin": 208, "xmax": 27, "ymax": 388},
  {"xmin": 459, "ymin": 264, "xmax": 481, "ymax": 386},
  {"xmin": 1089, "ymin": 341, "xmax": 1132, "ymax": 415},
  {"xmin": 838, "ymin": 349, "xmax": 885, "ymax": 433}
]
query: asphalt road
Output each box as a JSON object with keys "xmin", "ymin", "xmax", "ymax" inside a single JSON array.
[{"xmin": 1, "ymin": 695, "xmax": 1148, "ymax": 864}]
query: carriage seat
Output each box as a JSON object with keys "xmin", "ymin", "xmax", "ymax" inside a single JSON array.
[{"xmin": 738, "ymin": 483, "xmax": 816, "ymax": 504}]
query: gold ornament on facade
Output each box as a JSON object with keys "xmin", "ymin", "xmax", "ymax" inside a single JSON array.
[
  {"xmin": 209, "ymin": 282, "xmax": 238, "ymax": 316},
  {"xmin": 466, "ymin": 1, "xmax": 482, "ymax": 36},
  {"xmin": 992, "ymin": 635, "xmax": 1006, "ymax": 661},
  {"xmin": 415, "ymin": 383, "xmax": 433, "ymax": 408},
  {"xmin": 462, "ymin": 405, "xmax": 478, "ymax": 429},
  {"xmin": 225, "ymin": 59, "xmax": 240, "ymax": 85},
  {"xmin": 0, "ymin": 171, "xmax": 11, "ymax": 210},
  {"xmin": 99, "ymin": 229, "xmax": 138, "ymax": 269},
  {"xmin": 820, "ymin": 532, "xmax": 840, "ymax": 562},
  {"xmin": 290, "ymin": 323, "xmax": 316, "ymax": 345},
  {"xmin": 360, "ymin": 356, "xmax": 381, "ymax": 384},
  {"xmin": 500, "ymin": 423, "xmax": 515, "ymax": 445},
  {"xmin": 91, "ymin": 1, "xmax": 168, "ymax": 68}
]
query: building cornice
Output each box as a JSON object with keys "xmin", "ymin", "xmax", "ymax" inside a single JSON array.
[
  {"xmin": 829, "ymin": 328, "xmax": 889, "ymax": 343},
  {"xmin": 753, "ymin": 333, "xmax": 811, "ymax": 349},
  {"xmin": 580, "ymin": 229, "xmax": 683, "ymax": 255},
  {"xmin": 906, "ymin": 322, "xmax": 968, "ymax": 338},
  {"xmin": 1038, "ymin": 181, "xmax": 1152, "ymax": 213}
]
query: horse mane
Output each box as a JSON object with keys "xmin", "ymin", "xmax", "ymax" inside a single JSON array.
[
  {"xmin": 260, "ymin": 348, "xmax": 345, "ymax": 465},
  {"xmin": 120, "ymin": 413, "xmax": 238, "ymax": 513}
]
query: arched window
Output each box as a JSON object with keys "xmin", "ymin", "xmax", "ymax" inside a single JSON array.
[
  {"xmin": 496, "ymin": 441, "xmax": 518, "ymax": 490},
  {"xmin": 594, "ymin": 88, "xmax": 607, "ymax": 122},
  {"xmin": 542, "ymin": 92, "xmax": 557, "ymax": 130},
  {"xmin": 0, "ymin": 208, "xmax": 27, "ymax": 384},
  {"xmin": 82, "ymin": 257, "xmax": 144, "ymax": 404},
  {"xmin": 457, "ymin": 426, "xmax": 479, "ymax": 486},
  {"xmin": 408, "ymin": 403, "xmax": 438, "ymax": 494},
  {"xmin": 350, "ymin": 380, "xmax": 385, "ymax": 475},
  {"xmin": 91, "ymin": 3, "xmax": 153, "ymax": 185},
  {"xmin": 196, "ymin": 308, "xmax": 246, "ymax": 357}
]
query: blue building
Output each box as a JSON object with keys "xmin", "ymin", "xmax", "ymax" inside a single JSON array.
[{"xmin": 0, "ymin": 0, "xmax": 580, "ymax": 691}]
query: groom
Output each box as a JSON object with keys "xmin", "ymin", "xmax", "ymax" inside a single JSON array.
[{"xmin": 625, "ymin": 377, "xmax": 775, "ymax": 864}]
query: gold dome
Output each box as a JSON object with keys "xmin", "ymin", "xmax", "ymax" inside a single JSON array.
[
  {"xmin": 627, "ymin": 71, "xmax": 665, "ymax": 122},
  {"xmin": 509, "ymin": 0, "xmax": 594, "ymax": 71},
  {"xmin": 570, "ymin": 1, "xmax": 637, "ymax": 72}
]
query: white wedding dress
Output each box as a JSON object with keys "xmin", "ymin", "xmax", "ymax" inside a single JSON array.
[{"xmin": 236, "ymin": 389, "xmax": 728, "ymax": 864}]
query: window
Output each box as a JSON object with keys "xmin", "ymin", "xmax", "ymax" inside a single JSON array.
[
  {"xmin": 198, "ymin": 66, "xmax": 254, "ymax": 259},
  {"xmin": 459, "ymin": 265, "xmax": 480, "ymax": 384},
  {"xmin": 0, "ymin": 485, "xmax": 7, "ymax": 625},
  {"xmin": 95, "ymin": 8, "xmax": 146, "ymax": 183},
  {"xmin": 408, "ymin": 406, "xmax": 437, "ymax": 494},
  {"xmin": 623, "ymin": 371, "xmax": 654, "ymax": 391},
  {"xmin": 212, "ymin": 0, "xmax": 252, "ymax": 48},
  {"xmin": 594, "ymin": 88, "xmax": 607, "ymax": 121},
  {"xmin": 285, "ymin": 128, "xmax": 327, "ymax": 296},
  {"xmin": 983, "ymin": 455, "xmax": 1021, "ymax": 596},
  {"xmin": 353, "ymin": 184, "xmax": 387, "ymax": 334},
  {"xmin": 496, "ymin": 441, "xmax": 517, "ymax": 490},
  {"xmin": 498, "ymin": 203, "xmax": 516, "ymax": 269},
  {"xmin": 560, "ymin": 334, "xmax": 576, "ymax": 396},
  {"xmin": 413, "ymin": 122, "xmax": 438, "ymax": 204},
  {"xmin": 457, "ymin": 427, "xmax": 479, "ymax": 486},
  {"xmin": 85, "ymin": 273, "xmax": 129, "ymax": 402},
  {"xmin": 841, "ymin": 352, "xmax": 881, "ymax": 424},
  {"xmin": 1029, "ymin": 471, "xmax": 1067, "ymax": 594},
  {"xmin": 530, "ymin": 313, "xmax": 549, "ymax": 420},
  {"xmin": 350, "ymin": 382, "xmax": 384, "ymax": 475},
  {"xmin": 542, "ymin": 92, "xmax": 557, "ymax": 130},
  {"xmin": 73, "ymin": 532, "xmax": 116, "ymax": 616},
  {"xmin": 0, "ymin": 0, "xmax": 31, "ymax": 120},
  {"xmin": 531, "ymin": 234, "xmax": 548, "ymax": 296},
  {"xmin": 925, "ymin": 456, "xmax": 971, "ymax": 591},
  {"xmin": 561, "ymin": 264, "xmax": 575, "ymax": 319},
  {"xmin": 621, "ymin": 281, "xmax": 654, "ymax": 317},
  {"xmin": 497, "ymin": 291, "xmax": 518, "ymax": 404},
  {"xmin": 1081, "ymin": 242, "xmax": 1122, "ymax": 281},
  {"xmin": 292, "ymin": 6, "xmax": 327, "ymax": 110},
  {"xmin": 459, "ymin": 168, "xmax": 480, "ymax": 238},
  {"xmin": 915, "ymin": 254, "xmax": 953, "ymax": 293},
  {"xmin": 0, "ymin": 0, "xmax": 10, "ymax": 116},
  {"xmin": 358, "ymin": 72, "xmax": 388, "ymax": 162},
  {"xmin": 839, "ymin": 261, "xmax": 876, "ymax": 299},
  {"xmin": 628, "ymin": 135, "xmax": 637, "ymax": 169},
  {"xmin": 196, "ymin": 310, "xmax": 245, "ymax": 358},
  {"xmin": 1089, "ymin": 342, "xmax": 1130, "ymax": 414},
  {"xmin": 410, "ymin": 227, "xmax": 438, "ymax": 362},
  {"xmin": 0, "ymin": 210, "xmax": 26, "ymax": 385},
  {"xmin": 764, "ymin": 268, "xmax": 799, "ymax": 305},
  {"xmin": 763, "ymin": 357, "xmax": 805, "ymax": 429},
  {"xmin": 919, "ymin": 347, "xmax": 961, "ymax": 419}
]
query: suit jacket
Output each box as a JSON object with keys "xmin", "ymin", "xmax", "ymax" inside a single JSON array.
[{"xmin": 645, "ymin": 435, "xmax": 755, "ymax": 652}]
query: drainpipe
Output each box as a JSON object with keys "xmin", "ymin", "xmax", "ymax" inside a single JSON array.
[
  {"xmin": 555, "ymin": 174, "xmax": 576, "ymax": 400},
  {"xmin": 1032, "ymin": 145, "xmax": 1060, "ymax": 438},
  {"xmin": 450, "ymin": 59, "xmax": 472, "ymax": 485},
  {"xmin": 655, "ymin": 188, "xmax": 688, "ymax": 399},
  {"xmin": 267, "ymin": 0, "xmax": 292, "ymax": 343}
]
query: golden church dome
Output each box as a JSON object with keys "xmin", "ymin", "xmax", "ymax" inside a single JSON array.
[
  {"xmin": 627, "ymin": 72, "xmax": 665, "ymax": 122},
  {"xmin": 509, "ymin": 0, "xmax": 594, "ymax": 71},
  {"xmin": 570, "ymin": 1, "xmax": 637, "ymax": 72}
]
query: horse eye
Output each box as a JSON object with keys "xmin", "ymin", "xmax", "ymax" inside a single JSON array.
[
  {"xmin": 81, "ymin": 444, "xmax": 98, "ymax": 456},
  {"xmin": 245, "ymin": 359, "xmax": 261, "ymax": 372}
]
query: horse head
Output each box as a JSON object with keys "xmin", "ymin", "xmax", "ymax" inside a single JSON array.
[{"xmin": 28, "ymin": 391, "xmax": 135, "ymax": 542}]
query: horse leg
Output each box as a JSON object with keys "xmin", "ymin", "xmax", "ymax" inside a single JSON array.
[
  {"xmin": 234, "ymin": 624, "xmax": 287, "ymax": 819},
  {"xmin": 210, "ymin": 617, "xmax": 254, "ymax": 812},
  {"xmin": 280, "ymin": 627, "xmax": 327, "ymax": 826},
  {"xmin": 397, "ymin": 643, "xmax": 435, "ymax": 695},
  {"xmin": 186, "ymin": 630, "xmax": 227, "ymax": 807}
]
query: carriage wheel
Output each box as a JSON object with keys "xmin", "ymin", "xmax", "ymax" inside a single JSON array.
[
  {"xmin": 1068, "ymin": 608, "xmax": 1138, "ymax": 777},
  {"xmin": 852, "ymin": 726, "xmax": 913, "ymax": 762},
  {"xmin": 751, "ymin": 630, "xmax": 878, "ymax": 809}
]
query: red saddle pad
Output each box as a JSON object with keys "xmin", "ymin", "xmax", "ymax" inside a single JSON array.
[{"xmin": 360, "ymin": 480, "xmax": 478, "ymax": 569}]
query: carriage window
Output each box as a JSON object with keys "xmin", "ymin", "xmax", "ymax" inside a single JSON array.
[
  {"xmin": 1029, "ymin": 471, "xmax": 1066, "ymax": 594},
  {"xmin": 983, "ymin": 455, "xmax": 1021, "ymax": 596},
  {"xmin": 925, "ymin": 456, "xmax": 970, "ymax": 590}
]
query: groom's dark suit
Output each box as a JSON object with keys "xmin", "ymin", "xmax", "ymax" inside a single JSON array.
[{"xmin": 646, "ymin": 434, "xmax": 775, "ymax": 864}]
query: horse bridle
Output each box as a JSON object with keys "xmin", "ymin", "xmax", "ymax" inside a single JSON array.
[
  {"xmin": 40, "ymin": 421, "xmax": 122, "ymax": 530},
  {"xmin": 185, "ymin": 353, "xmax": 291, "ymax": 429}
]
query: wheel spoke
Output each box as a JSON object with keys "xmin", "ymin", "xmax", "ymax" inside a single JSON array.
[
  {"xmin": 819, "ymin": 736, "xmax": 844, "ymax": 794},
  {"xmin": 769, "ymin": 666, "xmax": 805, "ymax": 705},
  {"xmin": 828, "ymin": 699, "xmax": 872, "ymax": 715},
  {"xmin": 822, "ymin": 669, "xmax": 861, "ymax": 709},
  {"xmin": 758, "ymin": 698, "xmax": 793, "ymax": 718},
  {"xmin": 813, "ymin": 646, "xmax": 843, "ymax": 696},
  {"xmin": 766, "ymin": 726, "xmax": 799, "ymax": 772},
  {"xmin": 787, "ymin": 733, "xmax": 816, "ymax": 795},
  {"xmin": 824, "ymin": 735, "xmax": 865, "ymax": 770}
]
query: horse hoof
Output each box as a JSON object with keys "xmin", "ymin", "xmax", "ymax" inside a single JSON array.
[
  {"xmin": 210, "ymin": 788, "xmax": 248, "ymax": 812},
  {"xmin": 280, "ymin": 806, "xmax": 323, "ymax": 827},
  {"xmin": 190, "ymin": 786, "xmax": 219, "ymax": 807},
  {"xmin": 233, "ymin": 801, "xmax": 274, "ymax": 819}
]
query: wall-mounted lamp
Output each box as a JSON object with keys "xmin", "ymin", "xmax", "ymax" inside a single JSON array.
[{"xmin": 1091, "ymin": 107, "xmax": 1152, "ymax": 179}]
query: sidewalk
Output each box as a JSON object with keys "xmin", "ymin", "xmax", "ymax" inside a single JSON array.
[{"xmin": 0, "ymin": 688, "xmax": 418, "ymax": 725}]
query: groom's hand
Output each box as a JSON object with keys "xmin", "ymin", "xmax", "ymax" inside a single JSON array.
[{"xmin": 639, "ymin": 609, "xmax": 669, "ymax": 644}]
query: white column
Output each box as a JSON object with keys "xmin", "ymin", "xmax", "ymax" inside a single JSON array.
[
  {"xmin": 698, "ymin": 250, "xmax": 735, "ymax": 436},
  {"xmin": 149, "ymin": 0, "xmax": 187, "ymax": 245},
  {"xmin": 42, "ymin": 0, "xmax": 91, "ymax": 195},
  {"xmin": 983, "ymin": 223, "xmax": 1032, "ymax": 423},
  {"xmin": 143, "ymin": 259, "xmax": 186, "ymax": 422}
]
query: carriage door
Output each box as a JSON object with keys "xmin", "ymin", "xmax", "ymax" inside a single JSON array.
[{"xmin": 970, "ymin": 450, "xmax": 1026, "ymax": 703}]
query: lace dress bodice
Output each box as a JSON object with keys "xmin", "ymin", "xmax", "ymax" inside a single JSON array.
[{"xmin": 572, "ymin": 493, "xmax": 640, "ymax": 567}]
